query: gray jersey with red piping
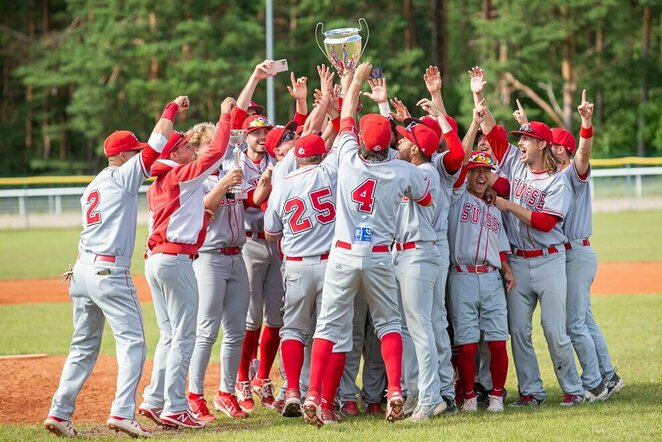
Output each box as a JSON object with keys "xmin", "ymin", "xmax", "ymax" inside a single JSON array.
[
  {"xmin": 561, "ymin": 163, "xmax": 592, "ymax": 241},
  {"xmin": 198, "ymin": 171, "xmax": 247, "ymax": 253},
  {"xmin": 394, "ymin": 162, "xmax": 439, "ymax": 244}
]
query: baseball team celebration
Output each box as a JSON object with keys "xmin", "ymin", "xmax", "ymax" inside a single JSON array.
[{"xmin": 2, "ymin": 2, "xmax": 660, "ymax": 441}]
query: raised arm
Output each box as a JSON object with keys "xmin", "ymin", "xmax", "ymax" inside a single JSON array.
[
  {"xmin": 574, "ymin": 89, "xmax": 594, "ymax": 176},
  {"xmin": 423, "ymin": 65, "xmax": 447, "ymax": 116},
  {"xmin": 462, "ymin": 100, "xmax": 487, "ymax": 166},
  {"xmin": 143, "ymin": 96, "xmax": 190, "ymax": 169},
  {"xmin": 341, "ymin": 62, "xmax": 372, "ymax": 121},
  {"xmin": 232, "ymin": 60, "xmax": 275, "ymax": 128},
  {"xmin": 302, "ymin": 64, "xmax": 335, "ymax": 136},
  {"xmin": 363, "ymin": 77, "xmax": 390, "ymax": 116},
  {"xmin": 287, "ymin": 71, "xmax": 309, "ymax": 118},
  {"xmin": 469, "ymin": 66, "xmax": 497, "ymax": 135}
]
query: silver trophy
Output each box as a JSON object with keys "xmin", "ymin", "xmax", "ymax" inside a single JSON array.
[
  {"xmin": 315, "ymin": 18, "xmax": 369, "ymax": 73},
  {"xmin": 229, "ymin": 129, "xmax": 246, "ymax": 198}
]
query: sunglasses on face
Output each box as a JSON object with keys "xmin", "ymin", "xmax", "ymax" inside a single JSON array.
[{"xmin": 280, "ymin": 130, "xmax": 296, "ymax": 143}]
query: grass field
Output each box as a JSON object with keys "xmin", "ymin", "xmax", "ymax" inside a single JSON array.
[
  {"xmin": 1, "ymin": 210, "xmax": 661, "ymax": 280},
  {"xmin": 0, "ymin": 210, "xmax": 660, "ymax": 440}
]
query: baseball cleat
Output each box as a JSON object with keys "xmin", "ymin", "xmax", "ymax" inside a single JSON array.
[
  {"xmin": 159, "ymin": 409, "xmax": 206, "ymax": 429},
  {"xmin": 407, "ymin": 402, "xmax": 447, "ymax": 422},
  {"xmin": 137, "ymin": 404, "xmax": 164, "ymax": 426},
  {"xmin": 365, "ymin": 402, "xmax": 384, "ymax": 416},
  {"xmin": 214, "ymin": 392, "xmax": 248, "ymax": 419},
  {"xmin": 321, "ymin": 408, "xmax": 340, "ymax": 425},
  {"xmin": 486, "ymin": 395, "xmax": 504, "ymax": 413},
  {"xmin": 282, "ymin": 389, "xmax": 302, "ymax": 417},
  {"xmin": 461, "ymin": 396, "xmax": 478, "ymax": 413},
  {"xmin": 235, "ymin": 381, "xmax": 255, "ymax": 413},
  {"xmin": 339, "ymin": 400, "xmax": 360, "ymax": 417},
  {"xmin": 250, "ymin": 377, "xmax": 276, "ymax": 409},
  {"xmin": 585, "ymin": 382, "xmax": 608, "ymax": 403},
  {"xmin": 385, "ymin": 390, "xmax": 405, "ymax": 422},
  {"xmin": 604, "ymin": 373, "xmax": 624, "ymax": 399},
  {"xmin": 187, "ymin": 393, "xmax": 216, "ymax": 422},
  {"xmin": 107, "ymin": 416, "xmax": 153, "ymax": 438},
  {"xmin": 509, "ymin": 395, "xmax": 545, "ymax": 407},
  {"xmin": 440, "ymin": 397, "xmax": 458, "ymax": 415},
  {"xmin": 559, "ymin": 394, "xmax": 584, "ymax": 407},
  {"xmin": 44, "ymin": 416, "xmax": 79, "ymax": 437},
  {"xmin": 475, "ymin": 383, "xmax": 490, "ymax": 408},
  {"xmin": 302, "ymin": 392, "xmax": 324, "ymax": 428},
  {"xmin": 403, "ymin": 395, "xmax": 419, "ymax": 417}
]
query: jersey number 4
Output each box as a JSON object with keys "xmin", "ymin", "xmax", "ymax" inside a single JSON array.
[
  {"xmin": 284, "ymin": 187, "xmax": 336, "ymax": 234},
  {"xmin": 85, "ymin": 189, "xmax": 102, "ymax": 226},
  {"xmin": 351, "ymin": 179, "xmax": 376, "ymax": 213}
]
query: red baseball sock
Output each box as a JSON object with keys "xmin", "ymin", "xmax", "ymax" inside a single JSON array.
[
  {"xmin": 237, "ymin": 329, "xmax": 261, "ymax": 382},
  {"xmin": 281, "ymin": 339, "xmax": 305, "ymax": 393},
  {"xmin": 257, "ymin": 326, "xmax": 281, "ymax": 379},
  {"xmin": 487, "ymin": 340, "xmax": 508, "ymax": 397},
  {"xmin": 457, "ymin": 343, "xmax": 479, "ymax": 399},
  {"xmin": 380, "ymin": 332, "xmax": 403, "ymax": 393},
  {"xmin": 321, "ymin": 352, "xmax": 346, "ymax": 410},
  {"xmin": 308, "ymin": 338, "xmax": 334, "ymax": 396}
]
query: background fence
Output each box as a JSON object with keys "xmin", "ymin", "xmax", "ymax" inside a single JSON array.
[{"xmin": 1, "ymin": 159, "xmax": 662, "ymax": 229}]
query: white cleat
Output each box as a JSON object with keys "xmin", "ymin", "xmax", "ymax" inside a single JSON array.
[
  {"xmin": 486, "ymin": 395, "xmax": 504, "ymax": 412},
  {"xmin": 44, "ymin": 416, "xmax": 79, "ymax": 437},
  {"xmin": 107, "ymin": 416, "xmax": 153, "ymax": 438}
]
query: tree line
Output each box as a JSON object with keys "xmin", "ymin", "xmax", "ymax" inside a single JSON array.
[{"xmin": 0, "ymin": 0, "xmax": 660, "ymax": 176}]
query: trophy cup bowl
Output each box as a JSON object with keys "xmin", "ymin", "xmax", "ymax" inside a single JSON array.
[{"xmin": 316, "ymin": 18, "xmax": 369, "ymax": 73}]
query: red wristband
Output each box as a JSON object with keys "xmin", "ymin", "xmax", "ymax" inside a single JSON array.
[
  {"xmin": 580, "ymin": 126, "xmax": 593, "ymax": 139},
  {"xmin": 161, "ymin": 102, "xmax": 179, "ymax": 122}
]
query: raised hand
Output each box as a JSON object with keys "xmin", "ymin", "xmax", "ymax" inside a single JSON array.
[
  {"xmin": 424, "ymin": 65, "xmax": 442, "ymax": 95},
  {"xmin": 287, "ymin": 72, "xmax": 308, "ymax": 100},
  {"xmin": 389, "ymin": 97, "xmax": 411, "ymax": 122},
  {"xmin": 468, "ymin": 66, "xmax": 487, "ymax": 95},
  {"xmin": 512, "ymin": 98, "xmax": 529, "ymax": 125},
  {"xmin": 221, "ymin": 97, "xmax": 236, "ymax": 114},
  {"xmin": 417, "ymin": 98, "xmax": 443, "ymax": 117},
  {"xmin": 363, "ymin": 77, "xmax": 388, "ymax": 104},
  {"xmin": 577, "ymin": 89, "xmax": 594, "ymax": 121},
  {"xmin": 253, "ymin": 60, "xmax": 275, "ymax": 81},
  {"xmin": 354, "ymin": 62, "xmax": 373, "ymax": 83},
  {"xmin": 473, "ymin": 98, "xmax": 487, "ymax": 124},
  {"xmin": 173, "ymin": 96, "xmax": 190, "ymax": 112},
  {"xmin": 317, "ymin": 64, "xmax": 335, "ymax": 96}
]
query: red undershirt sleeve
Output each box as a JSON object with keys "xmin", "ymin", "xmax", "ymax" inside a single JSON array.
[
  {"xmin": 442, "ymin": 130, "xmax": 465, "ymax": 174},
  {"xmin": 530, "ymin": 212, "xmax": 561, "ymax": 232},
  {"xmin": 492, "ymin": 176, "xmax": 510, "ymax": 197}
]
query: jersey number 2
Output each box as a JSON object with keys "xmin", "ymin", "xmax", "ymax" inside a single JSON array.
[
  {"xmin": 284, "ymin": 187, "xmax": 336, "ymax": 234},
  {"xmin": 85, "ymin": 190, "xmax": 102, "ymax": 226},
  {"xmin": 351, "ymin": 179, "xmax": 376, "ymax": 213}
]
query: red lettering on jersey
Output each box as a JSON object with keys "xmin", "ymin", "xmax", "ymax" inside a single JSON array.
[
  {"xmin": 527, "ymin": 188, "xmax": 540, "ymax": 207},
  {"xmin": 461, "ymin": 203, "xmax": 471, "ymax": 222},
  {"xmin": 471, "ymin": 206, "xmax": 480, "ymax": 224},
  {"xmin": 284, "ymin": 197, "xmax": 313, "ymax": 234},
  {"xmin": 85, "ymin": 189, "xmax": 102, "ymax": 226},
  {"xmin": 309, "ymin": 187, "xmax": 336, "ymax": 225},
  {"xmin": 351, "ymin": 179, "xmax": 377, "ymax": 214},
  {"xmin": 535, "ymin": 193, "xmax": 547, "ymax": 211}
]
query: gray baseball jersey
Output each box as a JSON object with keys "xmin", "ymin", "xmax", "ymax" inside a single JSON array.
[
  {"xmin": 499, "ymin": 144, "xmax": 571, "ymax": 248},
  {"xmin": 562, "ymin": 163, "xmax": 592, "ymax": 241},
  {"xmin": 198, "ymin": 172, "xmax": 247, "ymax": 252},
  {"xmin": 235, "ymin": 151, "xmax": 275, "ymax": 232},
  {"xmin": 394, "ymin": 163, "xmax": 439, "ymax": 243},
  {"xmin": 431, "ymin": 151, "xmax": 461, "ymax": 235},
  {"xmin": 448, "ymin": 184, "xmax": 510, "ymax": 268}
]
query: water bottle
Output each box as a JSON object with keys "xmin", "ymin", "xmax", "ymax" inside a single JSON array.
[
  {"xmin": 353, "ymin": 215, "xmax": 372, "ymax": 245},
  {"xmin": 229, "ymin": 145, "xmax": 244, "ymax": 196}
]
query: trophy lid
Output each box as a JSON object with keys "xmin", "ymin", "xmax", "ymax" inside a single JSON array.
[{"xmin": 323, "ymin": 27, "xmax": 360, "ymax": 38}]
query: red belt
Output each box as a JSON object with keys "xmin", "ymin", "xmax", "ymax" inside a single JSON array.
[
  {"xmin": 286, "ymin": 252, "xmax": 330, "ymax": 262},
  {"xmin": 514, "ymin": 246, "xmax": 559, "ymax": 258},
  {"xmin": 564, "ymin": 239, "xmax": 590, "ymax": 250},
  {"xmin": 453, "ymin": 264, "xmax": 498, "ymax": 273},
  {"xmin": 161, "ymin": 252, "xmax": 198, "ymax": 260},
  {"xmin": 395, "ymin": 241, "xmax": 435, "ymax": 251},
  {"xmin": 246, "ymin": 231, "xmax": 267, "ymax": 240},
  {"xmin": 220, "ymin": 246, "xmax": 242, "ymax": 255},
  {"xmin": 336, "ymin": 240, "xmax": 389, "ymax": 253}
]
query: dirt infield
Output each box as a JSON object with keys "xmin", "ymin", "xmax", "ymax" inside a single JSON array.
[{"xmin": 0, "ymin": 261, "xmax": 659, "ymax": 306}]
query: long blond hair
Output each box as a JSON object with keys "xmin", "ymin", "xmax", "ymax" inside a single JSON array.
[
  {"xmin": 188, "ymin": 122, "xmax": 215, "ymax": 150},
  {"xmin": 542, "ymin": 145, "xmax": 559, "ymax": 175}
]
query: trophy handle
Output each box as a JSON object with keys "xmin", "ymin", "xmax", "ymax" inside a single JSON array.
[
  {"xmin": 358, "ymin": 17, "xmax": 369, "ymax": 59},
  {"xmin": 315, "ymin": 22, "xmax": 332, "ymax": 64}
]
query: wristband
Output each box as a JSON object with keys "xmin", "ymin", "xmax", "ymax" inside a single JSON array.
[
  {"xmin": 147, "ymin": 132, "xmax": 169, "ymax": 153},
  {"xmin": 161, "ymin": 102, "xmax": 179, "ymax": 122},
  {"xmin": 580, "ymin": 126, "xmax": 593, "ymax": 139}
]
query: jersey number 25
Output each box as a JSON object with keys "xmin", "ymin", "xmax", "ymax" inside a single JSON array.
[{"xmin": 284, "ymin": 187, "xmax": 336, "ymax": 234}]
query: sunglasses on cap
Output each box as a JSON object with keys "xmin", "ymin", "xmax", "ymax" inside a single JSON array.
[
  {"xmin": 280, "ymin": 130, "xmax": 296, "ymax": 143},
  {"xmin": 518, "ymin": 123, "xmax": 534, "ymax": 133},
  {"xmin": 405, "ymin": 120, "xmax": 419, "ymax": 131}
]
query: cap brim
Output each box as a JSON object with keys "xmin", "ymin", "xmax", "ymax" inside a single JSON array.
[
  {"xmin": 248, "ymin": 104, "xmax": 265, "ymax": 114},
  {"xmin": 467, "ymin": 163, "xmax": 495, "ymax": 171},
  {"xmin": 246, "ymin": 125, "xmax": 274, "ymax": 134},
  {"xmin": 284, "ymin": 120, "xmax": 298, "ymax": 131},
  {"xmin": 510, "ymin": 130, "xmax": 545, "ymax": 142},
  {"xmin": 396, "ymin": 126, "xmax": 416, "ymax": 146}
]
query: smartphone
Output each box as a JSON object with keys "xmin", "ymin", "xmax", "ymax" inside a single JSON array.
[
  {"xmin": 370, "ymin": 66, "xmax": 383, "ymax": 79},
  {"xmin": 266, "ymin": 59, "xmax": 289, "ymax": 75}
]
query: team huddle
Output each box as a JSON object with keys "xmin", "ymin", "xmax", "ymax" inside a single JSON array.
[{"xmin": 43, "ymin": 59, "xmax": 624, "ymax": 437}]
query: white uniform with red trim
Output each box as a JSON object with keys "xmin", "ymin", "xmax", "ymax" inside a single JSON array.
[
  {"xmin": 142, "ymin": 113, "xmax": 231, "ymax": 415},
  {"xmin": 497, "ymin": 142, "xmax": 583, "ymax": 401},
  {"xmin": 235, "ymin": 151, "xmax": 285, "ymax": 331},
  {"xmin": 49, "ymin": 148, "xmax": 157, "ymax": 422},
  {"xmin": 394, "ymin": 162, "xmax": 444, "ymax": 407},
  {"xmin": 188, "ymin": 171, "xmax": 250, "ymax": 397},
  {"xmin": 313, "ymin": 127, "xmax": 431, "ymax": 353}
]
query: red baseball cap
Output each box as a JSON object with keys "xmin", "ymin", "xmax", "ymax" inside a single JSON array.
[
  {"xmin": 511, "ymin": 121, "xmax": 553, "ymax": 146},
  {"xmin": 397, "ymin": 122, "xmax": 440, "ymax": 157},
  {"xmin": 552, "ymin": 128, "xmax": 577, "ymax": 155},
  {"xmin": 359, "ymin": 114, "xmax": 391, "ymax": 152},
  {"xmin": 103, "ymin": 130, "xmax": 148, "ymax": 157},
  {"xmin": 265, "ymin": 120, "xmax": 298, "ymax": 157},
  {"xmin": 159, "ymin": 130, "xmax": 195, "ymax": 159},
  {"xmin": 243, "ymin": 115, "xmax": 274, "ymax": 134},
  {"xmin": 248, "ymin": 101, "xmax": 264, "ymax": 115},
  {"xmin": 404, "ymin": 115, "xmax": 442, "ymax": 140},
  {"xmin": 467, "ymin": 151, "xmax": 496, "ymax": 170},
  {"xmin": 294, "ymin": 134, "xmax": 326, "ymax": 158}
]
